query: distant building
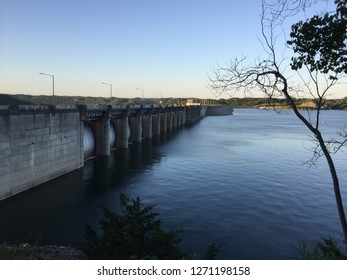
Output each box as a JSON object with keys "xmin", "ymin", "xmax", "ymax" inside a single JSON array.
[{"xmin": 186, "ymin": 99, "xmax": 200, "ymax": 106}]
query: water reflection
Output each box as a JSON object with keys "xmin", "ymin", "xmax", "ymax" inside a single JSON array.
[{"xmin": 0, "ymin": 129, "xmax": 180, "ymax": 246}]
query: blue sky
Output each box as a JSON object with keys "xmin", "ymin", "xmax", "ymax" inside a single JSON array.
[{"xmin": 0, "ymin": 0, "xmax": 345, "ymax": 99}]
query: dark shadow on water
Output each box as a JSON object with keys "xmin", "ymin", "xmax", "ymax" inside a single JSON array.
[{"xmin": 0, "ymin": 128, "xmax": 183, "ymax": 246}]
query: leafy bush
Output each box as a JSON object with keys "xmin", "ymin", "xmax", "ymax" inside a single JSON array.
[
  {"xmin": 297, "ymin": 237, "xmax": 347, "ymax": 260},
  {"xmin": 0, "ymin": 243, "xmax": 29, "ymax": 260},
  {"xmin": 0, "ymin": 244, "xmax": 13, "ymax": 259},
  {"xmin": 202, "ymin": 242, "xmax": 222, "ymax": 260},
  {"xmin": 75, "ymin": 194, "xmax": 188, "ymax": 259}
]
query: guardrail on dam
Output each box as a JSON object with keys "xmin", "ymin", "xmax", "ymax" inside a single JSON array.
[{"xmin": 0, "ymin": 104, "xmax": 203, "ymax": 201}]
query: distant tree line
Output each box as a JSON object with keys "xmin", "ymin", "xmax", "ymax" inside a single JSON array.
[
  {"xmin": 0, "ymin": 93, "xmax": 184, "ymax": 107},
  {"xmin": 1, "ymin": 93, "xmax": 346, "ymax": 110},
  {"xmin": 198, "ymin": 97, "xmax": 347, "ymax": 110}
]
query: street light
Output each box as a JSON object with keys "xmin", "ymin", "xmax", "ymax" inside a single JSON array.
[
  {"xmin": 39, "ymin": 72, "xmax": 54, "ymax": 96},
  {"xmin": 136, "ymin": 88, "xmax": 144, "ymax": 106},
  {"xmin": 101, "ymin": 82, "xmax": 113, "ymax": 98},
  {"xmin": 156, "ymin": 91, "xmax": 163, "ymax": 105}
]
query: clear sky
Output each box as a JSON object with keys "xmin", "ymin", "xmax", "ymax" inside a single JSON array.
[{"xmin": 0, "ymin": 0, "xmax": 345, "ymax": 99}]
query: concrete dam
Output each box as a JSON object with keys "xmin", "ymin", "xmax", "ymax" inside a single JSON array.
[{"xmin": 0, "ymin": 104, "xmax": 203, "ymax": 201}]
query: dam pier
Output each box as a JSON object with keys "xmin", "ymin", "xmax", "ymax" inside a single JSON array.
[{"xmin": 0, "ymin": 104, "xmax": 203, "ymax": 201}]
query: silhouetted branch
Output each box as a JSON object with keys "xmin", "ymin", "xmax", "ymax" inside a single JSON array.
[{"xmin": 208, "ymin": 0, "xmax": 347, "ymax": 241}]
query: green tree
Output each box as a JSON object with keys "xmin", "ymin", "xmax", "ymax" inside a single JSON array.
[
  {"xmin": 288, "ymin": 0, "xmax": 347, "ymax": 76},
  {"xmin": 75, "ymin": 194, "xmax": 187, "ymax": 259}
]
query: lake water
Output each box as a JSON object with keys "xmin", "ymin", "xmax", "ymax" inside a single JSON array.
[{"xmin": 0, "ymin": 109, "xmax": 346, "ymax": 259}]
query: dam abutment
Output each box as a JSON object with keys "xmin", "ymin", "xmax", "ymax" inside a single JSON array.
[{"xmin": 0, "ymin": 105, "xmax": 84, "ymax": 200}]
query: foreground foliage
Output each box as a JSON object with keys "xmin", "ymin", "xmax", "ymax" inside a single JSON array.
[
  {"xmin": 75, "ymin": 194, "xmax": 188, "ymax": 260},
  {"xmin": 297, "ymin": 237, "xmax": 347, "ymax": 260},
  {"xmin": 0, "ymin": 244, "xmax": 19, "ymax": 260}
]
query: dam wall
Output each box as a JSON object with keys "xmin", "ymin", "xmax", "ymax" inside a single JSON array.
[
  {"xmin": 0, "ymin": 104, "xmax": 203, "ymax": 201},
  {"xmin": 0, "ymin": 106, "xmax": 84, "ymax": 201},
  {"xmin": 205, "ymin": 105, "xmax": 233, "ymax": 116}
]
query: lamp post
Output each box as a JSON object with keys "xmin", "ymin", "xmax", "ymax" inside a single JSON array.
[
  {"xmin": 156, "ymin": 91, "xmax": 163, "ymax": 105},
  {"xmin": 101, "ymin": 82, "xmax": 113, "ymax": 98},
  {"xmin": 39, "ymin": 72, "xmax": 54, "ymax": 96},
  {"xmin": 136, "ymin": 88, "xmax": 144, "ymax": 106}
]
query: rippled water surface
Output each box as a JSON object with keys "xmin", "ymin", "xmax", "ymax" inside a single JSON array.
[{"xmin": 0, "ymin": 109, "xmax": 346, "ymax": 259}]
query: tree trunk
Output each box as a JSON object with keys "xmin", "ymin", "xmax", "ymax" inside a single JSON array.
[
  {"xmin": 316, "ymin": 131, "xmax": 347, "ymax": 241},
  {"xmin": 281, "ymin": 82, "xmax": 347, "ymax": 241}
]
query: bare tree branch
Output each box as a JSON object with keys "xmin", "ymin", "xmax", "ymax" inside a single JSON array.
[{"xmin": 208, "ymin": 0, "xmax": 347, "ymax": 241}]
